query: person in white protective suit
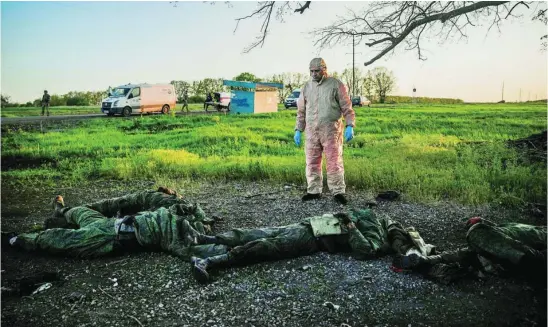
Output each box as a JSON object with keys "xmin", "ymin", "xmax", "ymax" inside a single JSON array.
[{"xmin": 294, "ymin": 58, "xmax": 356, "ymax": 205}]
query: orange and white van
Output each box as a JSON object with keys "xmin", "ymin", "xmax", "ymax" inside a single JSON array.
[{"xmin": 101, "ymin": 83, "xmax": 177, "ymax": 117}]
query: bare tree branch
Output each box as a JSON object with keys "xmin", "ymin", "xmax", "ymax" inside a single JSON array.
[
  {"xmin": 233, "ymin": 1, "xmax": 276, "ymax": 53},
  {"xmin": 505, "ymin": 1, "xmax": 529, "ymax": 19},
  {"xmin": 230, "ymin": 1, "xmax": 545, "ymax": 62},
  {"xmin": 294, "ymin": 1, "xmax": 311, "ymax": 14},
  {"xmin": 309, "ymin": 1, "xmax": 533, "ymax": 67}
]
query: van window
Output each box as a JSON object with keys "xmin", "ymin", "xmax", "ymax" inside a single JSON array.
[
  {"xmin": 290, "ymin": 91, "xmax": 300, "ymax": 98},
  {"xmin": 111, "ymin": 88, "xmax": 131, "ymax": 97},
  {"xmin": 130, "ymin": 88, "xmax": 140, "ymax": 98}
]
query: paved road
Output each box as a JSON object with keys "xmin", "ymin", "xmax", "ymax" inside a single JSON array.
[{"xmin": 0, "ymin": 111, "xmax": 218, "ymax": 125}]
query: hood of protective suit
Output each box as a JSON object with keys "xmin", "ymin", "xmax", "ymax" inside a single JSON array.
[{"xmin": 309, "ymin": 58, "xmax": 327, "ymax": 70}]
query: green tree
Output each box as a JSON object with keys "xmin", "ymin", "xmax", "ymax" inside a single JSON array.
[
  {"xmin": 1, "ymin": 94, "xmax": 11, "ymax": 108},
  {"xmin": 370, "ymin": 67, "xmax": 396, "ymax": 104},
  {"xmin": 267, "ymin": 72, "xmax": 308, "ymax": 103},
  {"xmin": 233, "ymin": 72, "xmax": 262, "ymax": 83},
  {"xmin": 362, "ymin": 71, "xmax": 375, "ymax": 101},
  {"xmin": 341, "ymin": 66, "xmax": 365, "ymax": 97},
  {"xmin": 49, "ymin": 94, "xmax": 66, "ymax": 106},
  {"xmin": 170, "ymin": 80, "xmax": 190, "ymax": 102}
]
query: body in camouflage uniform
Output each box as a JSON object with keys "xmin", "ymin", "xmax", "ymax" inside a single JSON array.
[
  {"xmin": 191, "ymin": 209, "xmax": 435, "ymax": 283},
  {"xmin": 393, "ymin": 218, "xmax": 547, "ymax": 284},
  {"xmin": 11, "ymin": 190, "xmax": 227, "ymax": 260}
]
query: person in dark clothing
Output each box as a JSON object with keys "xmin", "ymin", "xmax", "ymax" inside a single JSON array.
[
  {"xmin": 204, "ymin": 93, "xmax": 213, "ymax": 112},
  {"xmin": 41, "ymin": 90, "xmax": 51, "ymax": 116}
]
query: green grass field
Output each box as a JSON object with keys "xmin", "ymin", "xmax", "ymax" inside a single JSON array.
[
  {"xmin": 0, "ymin": 103, "xmax": 223, "ymax": 117},
  {"xmin": 1, "ymin": 103, "xmax": 296, "ymax": 117},
  {"xmin": 2, "ymin": 103, "xmax": 546, "ymax": 206}
]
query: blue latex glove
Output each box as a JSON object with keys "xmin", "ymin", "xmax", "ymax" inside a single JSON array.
[
  {"xmin": 344, "ymin": 126, "xmax": 354, "ymax": 142},
  {"xmin": 294, "ymin": 130, "xmax": 302, "ymax": 147}
]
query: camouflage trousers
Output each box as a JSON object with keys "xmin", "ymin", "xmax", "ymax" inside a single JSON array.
[
  {"xmin": 15, "ymin": 206, "xmax": 127, "ymax": 258},
  {"xmin": 83, "ymin": 190, "xmax": 213, "ymax": 234},
  {"xmin": 84, "ymin": 190, "xmax": 187, "ymax": 219},
  {"xmin": 208, "ymin": 219, "xmax": 419, "ymax": 265},
  {"xmin": 214, "ymin": 223, "xmax": 320, "ymax": 264}
]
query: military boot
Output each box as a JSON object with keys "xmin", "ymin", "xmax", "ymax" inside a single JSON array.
[
  {"xmin": 392, "ymin": 253, "xmax": 445, "ymax": 270},
  {"xmin": 302, "ymin": 193, "xmax": 321, "ymax": 201},
  {"xmin": 191, "ymin": 254, "xmax": 231, "ymax": 284}
]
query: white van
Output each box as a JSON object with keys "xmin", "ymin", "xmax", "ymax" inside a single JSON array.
[{"xmin": 101, "ymin": 83, "xmax": 177, "ymax": 117}]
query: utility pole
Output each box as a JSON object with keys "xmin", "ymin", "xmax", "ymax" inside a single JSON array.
[
  {"xmin": 352, "ymin": 35, "xmax": 355, "ymax": 96},
  {"xmin": 345, "ymin": 34, "xmax": 361, "ymax": 97},
  {"xmin": 501, "ymin": 81, "xmax": 504, "ymax": 101}
]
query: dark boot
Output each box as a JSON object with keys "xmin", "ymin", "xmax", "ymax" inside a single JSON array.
[
  {"xmin": 376, "ymin": 190, "xmax": 400, "ymax": 201},
  {"xmin": 334, "ymin": 194, "xmax": 348, "ymax": 205},
  {"xmin": 392, "ymin": 253, "xmax": 444, "ymax": 270},
  {"xmin": 191, "ymin": 254, "xmax": 230, "ymax": 284},
  {"xmin": 302, "ymin": 193, "xmax": 321, "ymax": 201}
]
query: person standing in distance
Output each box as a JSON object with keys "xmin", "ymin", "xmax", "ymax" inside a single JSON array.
[
  {"xmin": 294, "ymin": 58, "xmax": 355, "ymax": 205},
  {"xmin": 182, "ymin": 89, "xmax": 189, "ymax": 113},
  {"xmin": 41, "ymin": 90, "xmax": 51, "ymax": 116}
]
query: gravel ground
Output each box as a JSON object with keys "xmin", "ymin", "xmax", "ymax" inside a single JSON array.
[{"xmin": 1, "ymin": 180, "xmax": 546, "ymax": 327}]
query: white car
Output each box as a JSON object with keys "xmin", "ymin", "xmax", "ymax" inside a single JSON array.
[
  {"xmin": 205, "ymin": 92, "xmax": 231, "ymax": 112},
  {"xmin": 351, "ymin": 95, "xmax": 371, "ymax": 107},
  {"xmin": 284, "ymin": 89, "xmax": 301, "ymax": 109}
]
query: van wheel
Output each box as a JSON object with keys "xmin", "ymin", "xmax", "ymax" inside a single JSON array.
[
  {"xmin": 122, "ymin": 107, "xmax": 132, "ymax": 117},
  {"xmin": 161, "ymin": 105, "xmax": 170, "ymax": 114}
]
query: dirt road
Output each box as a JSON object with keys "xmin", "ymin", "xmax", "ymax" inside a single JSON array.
[{"xmin": 0, "ymin": 111, "xmax": 216, "ymax": 125}]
